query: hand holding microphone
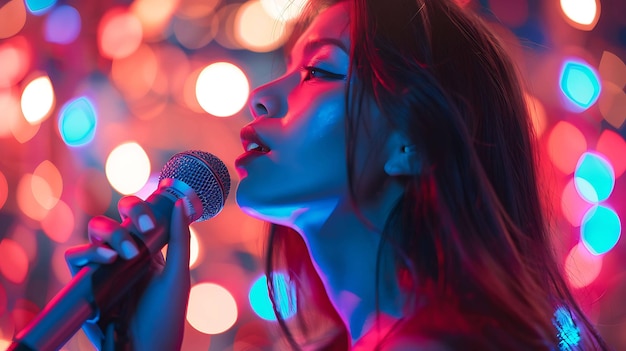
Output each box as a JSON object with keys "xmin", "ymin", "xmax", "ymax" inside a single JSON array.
[{"xmin": 9, "ymin": 151, "xmax": 230, "ymax": 351}]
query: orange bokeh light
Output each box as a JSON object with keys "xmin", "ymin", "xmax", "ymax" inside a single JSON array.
[
  {"xmin": 565, "ymin": 242, "xmax": 603, "ymax": 288},
  {"xmin": 547, "ymin": 121, "xmax": 587, "ymax": 175},
  {"xmin": 17, "ymin": 174, "xmax": 49, "ymax": 221},
  {"xmin": 0, "ymin": 0, "xmax": 27, "ymax": 39},
  {"xmin": 111, "ymin": 44, "xmax": 158, "ymax": 100},
  {"xmin": 98, "ymin": 8, "xmax": 143, "ymax": 60},
  {"xmin": 131, "ymin": 0, "xmax": 179, "ymax": 40},
  {"xmin": 0, "ymin": 36, "xmax": 31, "ymax": 89},
  {"xmin": 0, "ymin": 239, "xmax": 29, "ymax": 284},
  {"xmin": 32, "ymin": 160, "xmax": 63, "ymax": 210},
  {"xmin": 41, "ymin": 200, "xmax": 75, "ymax": 243}
]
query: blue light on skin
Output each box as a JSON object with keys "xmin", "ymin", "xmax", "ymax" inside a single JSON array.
[
  {"xmin": 559, "ymin": 60, "xmax": 601, "ymax": 112},
  {"xmin": 25, "ymin": 0, "xmax": 57, "ymax": 15},
  {"xmin": 581, "ymin": 205, "xmax": 622, "ymax": 255},
  {"xmin": 249, "ymin": 273, "xmax": 297, "ymax": 321},
  {"xmin": 44, "ymin": 5, "xmax": 81, "ymax": 44},
  {"xmin": 574, "ymin": 152, "xmax": 615, "ymax": 203},
  {"xmin": 58, "ymin": 97, "xmax": 97, "ymax": 147}
]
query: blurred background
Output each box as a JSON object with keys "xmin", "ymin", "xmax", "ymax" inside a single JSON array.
[{"xmin": 0, "ymin": 0, "xmax": 625, "ymax": 349}]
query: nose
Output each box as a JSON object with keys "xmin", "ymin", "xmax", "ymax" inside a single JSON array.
[{"xmin": 247, "ymin": 78, "xmax": 289, "ymax": 119}]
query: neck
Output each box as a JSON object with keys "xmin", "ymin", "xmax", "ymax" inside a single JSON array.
[{"xmin": 290, "ymin": 194, "xmax": 405, "ymax": 344}]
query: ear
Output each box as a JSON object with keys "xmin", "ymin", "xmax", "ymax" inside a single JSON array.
[{"xmin": 384, "ymin": 131, "xmax": 420, "ymax": 176}]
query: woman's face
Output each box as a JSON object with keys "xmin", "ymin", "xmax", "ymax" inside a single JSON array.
[{"xmin": 234, "ymin": 2, "xmax": 354, "ymax": 223}]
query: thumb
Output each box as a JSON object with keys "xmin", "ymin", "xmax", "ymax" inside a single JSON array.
[{"xmin": 161, "ymin": 199, "xmax": 191, "ymax": 284}]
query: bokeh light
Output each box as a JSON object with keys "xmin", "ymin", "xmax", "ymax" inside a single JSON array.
[
  {"xmin": 21, "ymin": 75, "xmax": 55, "ymax": 124},
  {"xmin": 249, "ymin": 273, "xmax": 297, "ymax": 321},
  {"xmin": 598, "ymin": 52, "xmax": 626, "ymax": 128},
  {"xmin": 561, "ymin": 179, "xmax": 595, "ymax": 227},
  {"xmin": 547, "ymin": 121, "xmax": 587, "ymax": 175},
  {"xmin": 195, "ymin": 62, "xmax": 249, "ymax": 117},
  {"xmin": 0, "ymin": 36, "xmax": 32, "ymax": 88},
  {"xmin": 41, "ymin": 200, "xmax": 74, "ymax": 243},
  {"xmin": 0, "ymin": 0, "xmax": 27, "ymax": 39},
  {"xmin": 0, "ymin": 239, "xmax": 29, "ymax": 284},
  {"xmin": 24, "ymin": 0, "xmax": 56, "ymax": 15},
  {"xmin": 43, "ymin": 5, "xmax": 81, "ymax": 44},
  {"xmin": 110, "ymin": 44, "xmax": 158, "ymax": 101},
  {"xmin": 595, "ymin": 129, "xmax": 626, "ymax": 178},
  {"xmin": 32, "ymin": 160, "xmax": 63, "ymax": 210},
  {"xmin": 235, "ymin": 0, "xmax": 289, "ymax": 52},
  {"xmin": 560, "ymin": 60, "xmax": 601, "ymax": 111},
  {"xmin": 74, "ymin": 168, "xmax": 113, "ymax": 216},
  {"xmin": 130, "ymin": 0, "xmax": 178, "ymax": 40},
  {"xmin": 559, "ymin": 0, "xmax": 600, "ymax": 30},
  {"xmin": 565, "ymin": 242, "xmax": 603, "ymax": 288},
  {"xmin": 17, "ymin": 174, "xmax": 49, "ymax": 220},
  {"xmin": 0, "ymin": 171, "xmax": 7, "ymax": 209},
  {"xmin": 581, "ymin": 205, "xmax": 621, "ymax": 255},
  {"xmin": 187, "ymin": 282, "xmax": 238, "ymax": 334},
  {"xmin": 58, "ymin": 97, "xmax": 97, "ymax": 147},
  {"xmin": 98, "ymin": 8, "xmax": 143, "ymax": 60},
  {"xmin": 105, "ymin": 142, "xmax": 151, "ymax": 195},
  {"xmin": 259, "ymin": 0, "xmax": 308, "ymax": 22},
  {"xmin": 574, "ymin": 152, "xmax": 615, "ymax": 203},
  {"xmin": 161, "ymin": 226, "xmax": 202, "ymax": 268}
]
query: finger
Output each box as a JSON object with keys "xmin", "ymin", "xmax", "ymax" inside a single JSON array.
[
  {"xmin": 65, "ymin": 244, "xmax": 118, "ymax": 275},
  {"xmin": 88, "ymin": 216, "xmax": 139, "ymax": 260},
  {"xmin": 161, "ymin": 199, "xmax": 191, "ymax": 284},
  {"xmin": 117, "ymin": 196, "xmax": 156, "ymax": 234}
]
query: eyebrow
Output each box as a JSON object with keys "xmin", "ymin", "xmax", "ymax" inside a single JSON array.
[{"xmin": 287, "ymin": 38, "xmax": 349, "ymax": 66}]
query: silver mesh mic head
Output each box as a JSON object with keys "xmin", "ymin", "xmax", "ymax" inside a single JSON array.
[{"xmin": 158, "ymin": 150, "xmax": 230, "ymax": 221}]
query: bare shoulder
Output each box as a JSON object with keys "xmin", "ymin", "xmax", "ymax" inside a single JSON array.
[{"xmin": 385, "ymin": 335, "xmax": 452, "ymax": 351}]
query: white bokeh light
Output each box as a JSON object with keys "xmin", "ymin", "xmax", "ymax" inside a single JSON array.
[
  {"xmin": 105, "ymin": 142, "xmax": 151, "ymax": 195},
  {"xmin": 195, "ymin": 62, "xmax": 249, "ymax": 117},
  {"xmin": 187, "ymin": 282, "xmax": 238, "ymax": 334},
  {"xmin": 21, "ymin": 76, "xmax": 55, "ymax": 124},
  {"xmin": 560, "ymin": 0, "xmax": 599, "ymax": 29}
]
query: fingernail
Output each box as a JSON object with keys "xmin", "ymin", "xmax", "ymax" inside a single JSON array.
[
  {"xmin": 121, "ymin": 240, "xmax": 139, "ymax": 259},
  {"xmin": 96, "ymin": 247, "xmax": 118, "ymax": 260},
  {"xmin": 138, "ymin": 214, "xmax": 155, "ymax": 233},
  {"xmin": 74, "ymin": 257, "xmax": 89, "ymax": 266}
]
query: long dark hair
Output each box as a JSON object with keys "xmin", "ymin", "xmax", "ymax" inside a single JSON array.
[{"xmin": 265, "ymin": 0, "xmax": 609, "ymax": 349}]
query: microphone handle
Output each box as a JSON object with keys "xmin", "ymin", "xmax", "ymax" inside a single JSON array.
[{"xmin": 9, "ymin": 193, "xmax": 176, "ymax": 351}]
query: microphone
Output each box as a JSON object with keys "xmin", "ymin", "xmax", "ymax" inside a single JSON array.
[{"xmin": 8, "ymin": 150, "xmax": 230, "ymax": 351}]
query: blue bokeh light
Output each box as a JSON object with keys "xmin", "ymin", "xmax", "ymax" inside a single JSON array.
[
  {"xmin": 25, "ymin": 0, "xmax": 57, "ymax": 15},
  {"xmin": 574, "ymin": 152, "xmax": 615, "ymax": 203},
  {"xmin": 559, "ymin": 60, "xmax": 601, "ymax": 111},
  {"xmin": 58, "ymin": 97, "xmax": 97, "ymax": 147},
  {"xmin": 44, "ymin": 5, "xmax": 81, "ymax": 44},
  {"xmin": 552, "ymin": 306, "xmax": 581, "ymax": 351},
  {"xmin": 249, "ymin": 273, "xmax": 297, "ymax": 321},
  {"xmin": 581, "ymin": 205, "xmax": 622, "ymax": 255}
]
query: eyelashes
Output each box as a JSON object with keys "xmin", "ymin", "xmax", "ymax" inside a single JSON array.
[{"xmin": 302, "ymin": 66, "xmax": 347, "ymax": 81}]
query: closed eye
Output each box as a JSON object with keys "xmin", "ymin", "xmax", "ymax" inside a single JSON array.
[{"xmin": 302, "ymin": 66, "xmax": 347, "ymax": 81}]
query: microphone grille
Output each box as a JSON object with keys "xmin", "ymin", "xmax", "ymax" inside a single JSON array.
[{"xmin": 159, "ymin": 150, "xmax": 231, "ymax": 221}]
